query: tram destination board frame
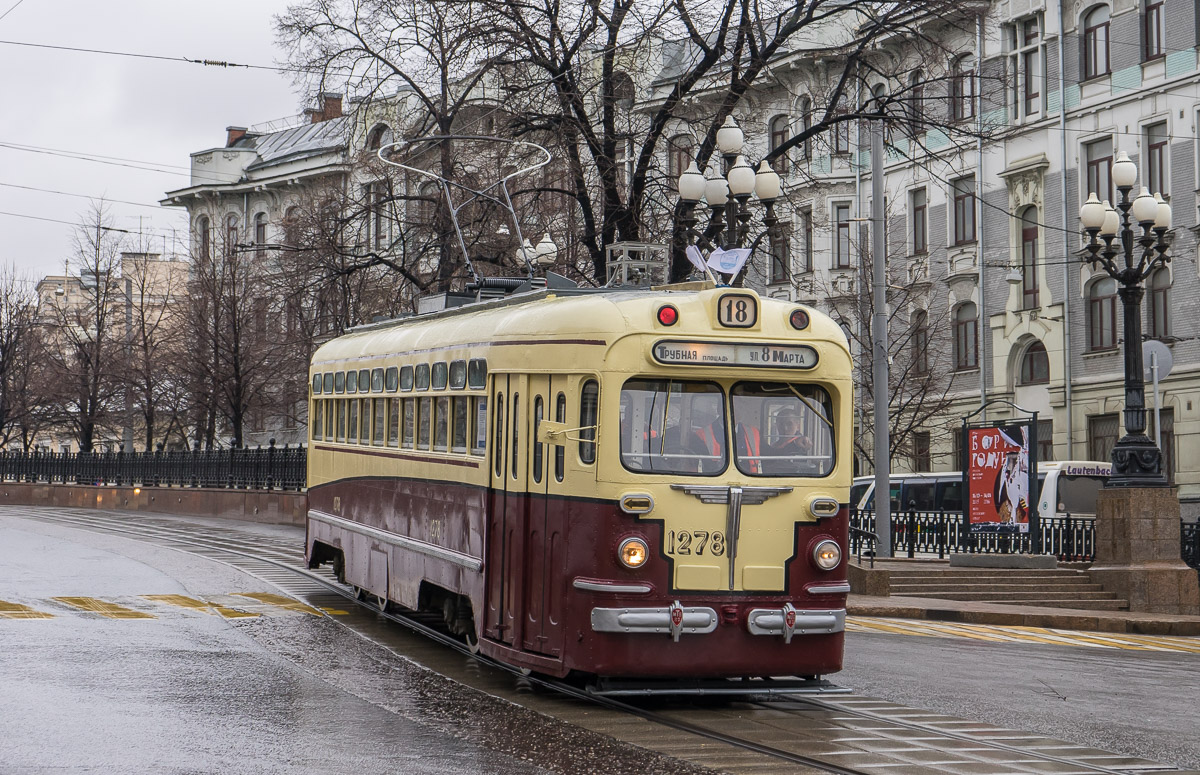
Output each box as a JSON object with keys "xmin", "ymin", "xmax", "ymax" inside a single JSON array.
[{"xmin": 652, "ymin": 340, "xmax": 819, "ymax": 369}]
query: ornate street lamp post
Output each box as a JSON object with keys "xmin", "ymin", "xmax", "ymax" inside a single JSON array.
[
  {"xmin": 675, "ymin": 116, "xmax": 781, "ymax": 282},
  {"xmin": 1078, "ymin": 150, "xmax": 1172, "ymax": 487}
]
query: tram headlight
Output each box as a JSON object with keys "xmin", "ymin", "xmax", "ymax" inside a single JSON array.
[
  {"xmin": 812, "ymin": 539, "xmax": 841, "ymax": 571},
  {"xmin": 618, "ymin": 537, "xmax": 649, "ymax": 569}
]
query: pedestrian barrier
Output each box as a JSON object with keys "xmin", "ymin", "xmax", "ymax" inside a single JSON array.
[
  {"xmin": 0, "ymin": 441, "xmax": 306, "ymax": 492},
  {"xmin": 1183, "ymin": 520, "xmax": 1199, "ymax": 572}
]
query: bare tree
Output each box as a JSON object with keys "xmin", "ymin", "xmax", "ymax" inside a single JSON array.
[{"xmin": 0, "ymin": 268, "xmax": 42, "ymax": 448}]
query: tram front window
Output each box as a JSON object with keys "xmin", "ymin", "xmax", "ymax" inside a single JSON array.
[
  {"xmin": 620, "ymin": 379, "xmax": 726, "ymax": 475},
  {"xmin": 731, "ymin": 382, "xmax": 835, "ymax": 477}
]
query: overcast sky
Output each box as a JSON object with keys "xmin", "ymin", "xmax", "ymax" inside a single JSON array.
[{"xmin": 0, "ymin": 1, "xmax": 305, "ymax": 282}]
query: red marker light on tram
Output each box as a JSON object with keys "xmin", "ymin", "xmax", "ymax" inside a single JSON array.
[
  {"xmin": 789, "ymin": 309, "xmax": 810, "ymax": 330},
  {"xmin": 657, "ymin": 305, "xmax": 679, "ymax": 326}
]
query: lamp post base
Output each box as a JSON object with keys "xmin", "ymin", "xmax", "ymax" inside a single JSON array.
[
  {"xmin": 1090, "ymin": 486, "xmax": 1200, "ymax": 615},
  {"xmin": 1108, "ymin": 433, "xmax": 1168, "ymax": 488}
]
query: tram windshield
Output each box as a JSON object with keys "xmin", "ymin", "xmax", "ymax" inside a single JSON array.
[{"xmin": 618, "ymin": 379, "xmax": 835, "ymax": 477}]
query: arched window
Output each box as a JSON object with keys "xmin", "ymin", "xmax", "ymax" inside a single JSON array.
[
  {"xmin": 798, "ymin": 97, "xmax": 812, "ymax": 160},
  {"xmin": 911, "ymin": 310, "xmax": 930, "ymax": 375},
  {"xmin": 612, "ymin": 71, "xmax": 634, "ymax": 107},
  {"xmin": 224, "ymin": 214, "xmax": 238, "ymax": 258},
  {"xmin": 667, "ymin": 134, "xmax": 693, "ymax": 187},
  {"xmin": 908, "ymin": 70, "xmax": 925, "ymax": 135},
  {"xmin": 1148, "ymin": 268, "xmax": 1170, "ymax": 340},
  {"xmin": 769, "ymin": 115, "xmax": 790, "ymax": 175},
  {"xmin": 196, "ymin": 215, "xmax": 210, "ymax": 261},
  {"xmin": 1083, "ymin": 5, "xmax": 1111, "ymax": 79},
  {"xmin": 951, "ymin": 54, "xmax": 975, "ymax": 122},
  {"xmin": 833, "ymin": 94, "xmax": 850, "ymax": 154},
  {"xmin": 1019, "ymin": 341, "xmax": 1050, "ymax": 385},
  {"xmin": 1020, "ymin": 207, "xmax": 1039, "ymax": 309},
  {"xmin": 953, "ymin": 302, "xmax": 979, "ymax": 371},
  {"xmin": 253, "ymin": 212, "xmax": 268, "ymax": 258},
  {"xmin": 1087, "ymin": 277, "xmax": 1118, "ymax": 351},
  {"xmin": 366, "ymin": 123, "xmax": 392, "ymax": 152}
]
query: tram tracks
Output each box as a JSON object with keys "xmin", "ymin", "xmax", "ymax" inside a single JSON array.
[{"xmin": 10, "ymin": 506, "xmax": 1186, "ymax": 775}]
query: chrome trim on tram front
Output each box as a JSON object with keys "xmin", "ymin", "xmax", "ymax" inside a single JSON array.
[
  {"xmin": 591, "ymin": 604, "xmax": 718, "ymax": 640},
  {"xmin": 747, "ymin": 607, "xmax": 844, "ymax": 642},
  {"xmin": 308, "ymin": 509, "xmax": 483, "ymax": 572},
  {"xmin": 573, "ymin": 578, "xmax": 653, "ymax": 594},
  {"xmin": 805, "ymin": 582, "xmax": 851, "ymax": 595}
]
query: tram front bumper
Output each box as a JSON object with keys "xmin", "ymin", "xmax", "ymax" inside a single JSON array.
[{"xmin": 590, "ymin": 601, "xmax": 845, "ymax": 643}]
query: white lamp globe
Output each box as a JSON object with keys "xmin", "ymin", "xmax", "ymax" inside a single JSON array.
[
  {"xmin": 705, "ymin": 176, "xmax": 729, "ymax": 206},
  {"xmin": 716, "ymin": 116, "xmax": 744, "ymax": 155},
  {"xmin": 1154, "ymin": 193, "xmax": 1172, "ymax": 230},
  {"xmin": 1112, "ymin": 151, "xmax": 1137, "ymax": 189},
  {"xmin": 727, "ymin": 155, "xmax": 756, "ymax": 196},
  {"xmin": 1132, "ymin": 187, "xmax": 1158, "ymax": 224},
  {"xmin": 678, "ymin": 162, "xmax": 706, "ymax": 202},
  {"xmin": 535, "ymin": 233, "xmax": 558, "ymax": 265},
  {"xmin": 1100, "ymin": 201, "xmax": 1119, "ymax": 237},
  {"xmin": 1080, "ymin": 193, "xmax": 1106, "ymax": 230},
  {"xmin": 754, "ymin": 161, "xmax": 781, "ymax": 201}
]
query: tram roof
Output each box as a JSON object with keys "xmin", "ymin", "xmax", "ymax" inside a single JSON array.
[{"xmin": 311, "ymin": 286, "xmax": 847, "ymax": 367}]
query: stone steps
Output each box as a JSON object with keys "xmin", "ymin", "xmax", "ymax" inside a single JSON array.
[{"xmin": 881, "ymin": 565, "xmax": 1128, "ymax": 611}]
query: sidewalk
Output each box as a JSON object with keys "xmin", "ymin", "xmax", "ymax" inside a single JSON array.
[{"xmin": 848, "ymin": 593, "xmax": 1200, "ymax": 636}]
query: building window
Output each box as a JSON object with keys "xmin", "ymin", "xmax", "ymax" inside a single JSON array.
[
  {"xmin": 911, "ymin": 310, "xmax": 929, "ymax": 376},
  {"xmin": 667, "ymin": 134, "xmax": 693, "ymax": 186},
  {"xmin": 769, "ymin": 222, "xmax": 791, "ymax": 285},
  {"xmin": 224, "ymin": 214, "xmax": 238, "ymax": 258},
  {"xmin": 1019, "ymin": 341, "xmax": 1049, "ymax": 385},
  {"xmin": 1009, "ymin": 17, "xmax": 1042, "ymax": 119},
  {"xmin": 1145, "ymin": 122, "xmax": 1167, "ymax": 196},
  {"xmin": 366, "ymin": 123, "xmax": 392, "ymax": 151},
  {"xmin": 253, "ymin": 212, "xmax": 268, "ymax": 259},
  {"xmin": 1087, "ymin": 277, "xmax": 1118, "ymax": 351},
  {"xmin": 1021, "ymin": 207, "xmax": 1039, "ymax": 309},
  {"xmin": 953, "ymin": 302, "xmax": 979, "ymax": 371},
  {"xmin": 1083, "ymin": 5, "xmax": 1111, "ymax": 80},
  {"xmin": 418, "ymin": 182, "xmax": 439, "ymax": 227},
  {"xmin": 798, "ymin": 98, "xmax": 812, "ymax": 160},
  {"xmin": 952, "ymin": 176, "xmax": 975, "ymax": 245},
  {"xmin": 1037, "ymin": 418, "xmax": 1054, "ymax": 462},
  {"xmin": 800, "ymin": 207, "xmax": 814, "ymax": 272},
  {"xmin": 1144, "ymin": 0, "xmax": 1164, "ymax": 61},
  {"xmin": 834, "ymin": 203, "xmax": 852, "ymax": 268},
  {"xmin": 951, "ymin": 54, "xmax": 975, "ymax": 122},
  {"xmin": 1149, "ymin": 407, "xmax": 1175, "ymax": 483},
  {"xmin": 833, "ymin": 94, "xmax": 850, "ymax": 154},
  {"xmin": 367, "ymin": 181, "xmax": 388, "ymax": 249},
  {"xmin": 769, "ymin": 115, "xmax": 790, "ymax": 175},
  {"xmin": 1085, "ymin": 137, "xmax": 1113, "ymax": 205},
  {"xmin": 910, "ymin": 187, "xmax": 927, "ymax": 255},
  {"xmin": 912, "ymin": 431, "xmax": 931, "ymax": 473},
  {"xmin": 1148, "ymin": 267, "xmax": 1170, "ymax": 340},
  {"xmin": 907, "ymin": 71, "xmax": 925, "ymax": 135},
  {"xmin": 197, "ymin": 216, "xmax": 210, "ymax": 261},
  {"xmin": 1088, "ymin": 412, "xmax": 1119, "ymax": 463}
]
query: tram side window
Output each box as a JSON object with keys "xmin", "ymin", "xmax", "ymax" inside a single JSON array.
[
  {"xmin": 532, "ymin": 396, "xmax": 544, "ymax": 484},
  {"xmin": 579, "ymin": 380, "xmax": 598, "ymax": 465},
  {"xmin": 432, "ymin": 362, "xmax": 448, "ymax": 390},
  {"xmin": 400, "ymin": 365, "xmax": 414, "ymax": 392},
  {"xmin": 416, "ymin": 364, "xmax": 430, "ymax": 391},
  {"xmin": 337, "ymin": 400, "xmax": 347, "ymax": 441},
  {"xmin": 334, "ymin": 372, "xmax": 345, "ymax": 393},
  {"xmin": 312, "ymin": 401, "xmax": 323, "ymax": 440},
  {"xmin": 359, "ymin": 399, "xmax": 371, "ymax": 445},
  {"xmin": 348, "ymin": 399, "xmax": 359, "ymax": 442},
  {"xmin": 402, "ymin": 399, "xmax": 415, "ymax": 448},
  {"xmin": 449, "ymin": 360, "xmax": 467, "ymax": 390},
  {"xmin": 471, "ymin": 397, "xmax": 487, "ymax": 456},
  {"xmin": 467, "ymin": 358, "xmax": 487, "ymax": 389},
  {"xmin": 323, "ymin": 372, "xmax": 334, "ymax": 394},
  {"xmin": 373, "ymin": 399, "xmax": 385, "ymax": 445},
  {"xmin": 555, "ymin": 393, "xmax": 566, "ymax": 482},
  {"xmin": 434, "ymin": 396, "xmax": 449, "ymax": 451},
  {"xmin": 619, "ymin": 379, "xmax": 725, "ymax": 475},
  {"xmin": 493, "ymin": 394, "xmax": 505, "ymax": 476},
  {"xmin": 418, "ymin": 397, "xmax": 432, "ymax": 448},
  {"xmin": 511, "ymin": 393, "xmax": 520, "ymax": 479},
  {"xmin": 359, "ymin": 369, "xmax": 370, "ymax": 393},
  {"xmin": 387, "ymin": 398, "xmax": 399, "ymax": 446},
  {"xmin": 312, "ymin": 374, "xmax": 322, "ymax": 395},
  {"xmin": 346, "ymin": 371, "xmax": 357, "ymax": 395},
  {"xmin": 731, "ymin": 382, "xmax": 835, "ymax": 477},
  {"xmin": 325, "ymin": 399, "xmax": 335, "ymax": 439},
  {"xmin": 385, "ymin": 366, "xmax": 398, "ymax": 392},
  {"xmin": 452, "ymin": 396, "xmax": 468, "ymax": 453},
  {"xmin": 372, "ymin": 368, "xmax": 384, "ymax": 393}
]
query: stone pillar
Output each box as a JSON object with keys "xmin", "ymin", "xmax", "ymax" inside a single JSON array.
[{"xmin": 1090, "ymin": 487, "xmax": 1200, "ymax": 615}]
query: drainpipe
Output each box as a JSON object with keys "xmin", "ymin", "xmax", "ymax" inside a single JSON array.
[
  {"xmin": 976, "ymin": 14, "xmax": 987, "ymax": 421},
  {"xmin": 1058, "ymin": 0, "xmax": 1075, "ymax": 458}
]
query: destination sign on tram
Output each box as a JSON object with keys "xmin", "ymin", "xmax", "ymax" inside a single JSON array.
[{"xmin": 653, "ymin": 340, "xmax": 818, "ymax": 369}]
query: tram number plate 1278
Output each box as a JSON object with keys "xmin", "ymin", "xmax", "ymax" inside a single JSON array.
[{"xmin": 666, "ymin": 530, "xmax": 726, "ymax": 556}]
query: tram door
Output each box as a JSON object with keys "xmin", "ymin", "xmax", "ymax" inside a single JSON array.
[
  {"xmin": 520, "ymin": 374, "xmax": 565, "ymax": 657},
  {"xmin": 484, "ymin": 374, "xmax": 521, "ymax": 645}
]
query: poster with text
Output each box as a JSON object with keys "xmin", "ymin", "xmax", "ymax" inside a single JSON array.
[{"xmin": 966, "ymin": 423, "xmax": 1031, "ymax": 533}]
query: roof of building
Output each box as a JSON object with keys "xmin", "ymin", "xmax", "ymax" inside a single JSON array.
[{"xmin": 239, "ymin": 115, "xmax": 351, "ymax": 172}]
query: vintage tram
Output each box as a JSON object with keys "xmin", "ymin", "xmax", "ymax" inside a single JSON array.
[{"xmin": 305, "ymin": 283, "xmax": 852, "ymax": 689}]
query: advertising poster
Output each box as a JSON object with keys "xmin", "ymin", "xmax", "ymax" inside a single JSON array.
[{"xmin": 966, "ymin": 423, "xmax": 1032, "ymax": 533}]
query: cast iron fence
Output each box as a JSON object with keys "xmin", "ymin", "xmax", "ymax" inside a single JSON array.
[
  {"xmin": 0, "ymin": 441, "xmax": 306, "ymax": 492},
  {"xmin": 850, "ymin": 508, "xmax": 1097, "ymax": 562},
  {"xmin": 1184, "ymin": 521, "xmax": 1199, "ymax": 572}
]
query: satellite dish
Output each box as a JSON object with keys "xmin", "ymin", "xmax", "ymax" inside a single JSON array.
[{"xmin": 1143, "ymin": 340, "xmax": 1173, "ymax": 381}]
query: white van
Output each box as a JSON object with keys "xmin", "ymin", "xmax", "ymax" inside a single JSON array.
[{"xmin": 852, "ymin": 460, "xmax": 1111, "ymax": 519}]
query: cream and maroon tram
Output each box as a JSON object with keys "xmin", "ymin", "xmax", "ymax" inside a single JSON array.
[{"xmin": 305, "ymin": 285, "xmax": 852, "ymax": 687}]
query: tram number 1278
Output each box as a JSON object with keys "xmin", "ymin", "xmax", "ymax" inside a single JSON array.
[{"xmin": 665, "ymin": 529, "xmax": 727, "ymax": 556}]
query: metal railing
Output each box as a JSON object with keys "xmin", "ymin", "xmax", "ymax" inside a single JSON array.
[
  {"xmin": 1184, "ymin": 521, "xmax": 1199, "ymax": 572},
  {"xmin": 850, "ymin": 508, "xmax": 1097, "ymax": 562},
  {"xmin": 0, "ymin": 441, "xmax": 306, "ymax": 492}
]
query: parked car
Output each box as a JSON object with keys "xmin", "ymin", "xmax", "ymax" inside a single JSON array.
[{"xmin": 853, "ymin": 460, "xmax": 1111, "ymax": 520}]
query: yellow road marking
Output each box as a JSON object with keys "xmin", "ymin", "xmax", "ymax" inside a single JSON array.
[
  {"xmin": 232, "ymin": 593, "xmax": 325, "ymax": 615},
  {"xmin": 53, "ymin": 597, "xmax": 155, "ymax": 619},
  {"xmin": 847, "ymin": 616, "xmax": 1200, "ymax": 654},
  {"xmin": 0, "ymin": 600, "xmax": 54, "ymax": 619},
  {"xmin": 142, "ymin": 594, "xmax": 260, "ymax": 619}
]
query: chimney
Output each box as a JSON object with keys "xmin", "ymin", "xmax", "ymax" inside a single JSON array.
[
  {"xmin": 313, "ymin": 92, "xmax": 343, "ymax": 122},
  {"xmin": 226, "ymin": 126, "xmax": 248, "ymax": 147}
]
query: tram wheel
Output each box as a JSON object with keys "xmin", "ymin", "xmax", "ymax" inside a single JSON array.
[
  {"xmin": 352, "ymin": 586, "xmax": 367, "ymax": 601},
  {"xmin": 372, "ymin": 593, "xmax": 389, "ymax": 613},
  {"xmin": 464, "ymin": 628, "xmax": 481, "ymax": 655},
  {"xmin": 331, "ymin": 553, "xmax": 345, "ymax": 584}
]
